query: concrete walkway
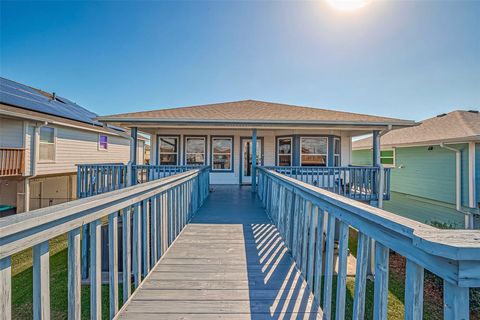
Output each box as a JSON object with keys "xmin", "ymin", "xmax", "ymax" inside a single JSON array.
[{"xmin": 118, "ymin": 185, "xmax": 322, "ymax": 319}]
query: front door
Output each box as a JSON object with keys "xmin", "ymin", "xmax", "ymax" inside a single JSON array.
[{"xmin": 241, "ymin": 138, "xmax": 263, "ymax": 184}]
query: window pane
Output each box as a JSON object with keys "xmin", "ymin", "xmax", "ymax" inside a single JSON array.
[
  {"xmin": 334, "ymin": 155, "xmax": 341, "ymax": 166},
  {"xmin": 334, "ymin": 139, "xmax": 341, "ymax": 154},
  {"xmin": 381, "ymin": 157, "xmax": 394, "ymax": 165},
  {"xmin": 381, "ymin": 150, "xmax": 394, "ymax": 157},
  {"xmin": 301, "ymin": 155, "xmax": 327, "ymax": 166},
  {"xmin": 186, "ymin": 138, "xmax": 205, "ymax": 153},
  {"xmin": 159, "ymin": 138, "xmax": 177, "ymax": 153},
  {"xmin": 278, "ymin": 138, "xmax": 291, "ymax": 155},
  {"xmin": 99, "ymin": 135, "xmax": 108, "ymax": 149},
  {"xmin": 213, "ymin": 138, "xmax": 232, "ymax": 154},
  {"xmin": 279, "ymin": 155, "xmax": 291, "ymax": 167},
  {"xmin": 39, "ymin": 144, "xmax": 54, "ymax": 161},
  {"xmin": 186, "ymin": 153, "xmax": 205, "ymax": 165},
  {"xmin": 40, "ymin": 127, "xmax": 54, "ymax": 143},
  {"xmin": 213, "ymin": 154, "xmax": 231, "ymax": 170},
  {"xmin": 301, "ymin": 137, "xmax": 327, "ymax": 155},
  {"xmin": 160, "ymin": 154, "xmax": 177, "ymax": 165}
]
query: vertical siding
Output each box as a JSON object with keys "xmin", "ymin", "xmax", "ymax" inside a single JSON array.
[{"xmin": 0, "ymin": 117, "xmax": 24, "ymax": 147}]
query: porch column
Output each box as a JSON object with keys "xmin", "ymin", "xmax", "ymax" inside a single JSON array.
[
  {"xmin": 372, "ymin": 130, "xmax": 381, "ymax": 167},
  {"xmin": 130, "ymin": 127, "xmax": 138, "ymax": 186},
  {"xmin": 252, "ymin": 129, "xmax": 257, "ymax": 193},
  {"xmin": 150, "ymin": 134, "xmax": 158, "ymax": 165}
]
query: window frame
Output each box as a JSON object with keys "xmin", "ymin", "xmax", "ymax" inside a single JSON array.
[
  {"xmin": 276, "ymin": 136, "xmax": 293, "ymax": 167},
  {"xmin": 38, "ymin": 126, "xmax": 57, "ymax": 163},
  {"xmin": 380, "ymin": 149, "xmax": 395, "ymax": 168},
  {"xmin": 333, "ymin": 137, "xmax": 341, "ymax": 167},
  {"xmin": 184, "ymin": 136, "xmax": 207, "ymax": 166},
  {"xmin": 157, "ymin": 135, "xmax": 180, "ymax": 165},
  {"xmin": 98, "ymin": 134, "xmax": 109, "ymax": 151},
  {"xmin": 210, "ymin": 136, "xmax": 234, "ymax": 172},
  {"xmin": 300, "ymin": 136, "xmax": 328, "ymax": 167}
]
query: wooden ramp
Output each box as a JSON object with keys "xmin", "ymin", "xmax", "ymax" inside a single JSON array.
[{"xmin": 117, "ymin": 185, "xmax": 322, "ymax": 320}]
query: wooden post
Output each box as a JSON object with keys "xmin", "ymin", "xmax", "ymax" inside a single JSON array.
[
  {"xmin": 130, "ymin": 127, "xmax": 138, "ymax": 185},
  {"xmin": 33, "ymin": 241, "xmax": 50, "ymax": 320},
  {"xmin": 335, "ymin": 221, "xmax": 349, "ymax": 320},
  {"xmin": 0, "ymin": 257, "xmax": 11, "ymax": 320},
  {"xmin": 373, "ymin": 242, "xmax": 389, "ymax": 320},
  {"xmin": 443, "ymin": 280, "xmax": 469, "ymax": 319},
  {"xmin": 252, "ymin": 128, "xmax": 257, "ymax": 193},
  {"xmin": 68, "ymin": 229, "xmax": 81, "ymax": 319},
  {"xmin": 108, "ymin": 212, "xmax": 119, "ymax": 318},
  {"xmin": 90, "ymin": 220, "xmax": 102, "ymax": 319},
  {"xmin": 353, "ymin": 232, "xmax": 371, "ymax": 320},
  {"xmin": 122, "ymin": 208, "xmax": 132, "ymax": 303},
  {"xmin": 405, "ymin": 259, "xmax": 424, "ymax": 320}
]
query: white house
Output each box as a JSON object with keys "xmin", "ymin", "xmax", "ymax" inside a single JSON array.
[
  {"xmin": 0, "ymin": 78, "xmax": 146, "ymax": 214},
  {"xmin": 97, "ymin": 100, "xmax": 415, "ymax": 185}
]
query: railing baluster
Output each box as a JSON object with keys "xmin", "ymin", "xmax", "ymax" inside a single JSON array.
[
  {"xmin": 142, "ymin": 199, "xmax": 150, "ymax": 275},
  {"xmin": 122, "ymin": 207, "xmax": 132, "ymax": 302},
  {"xmin": 0, "ymin": 257, "xmax": 11, "ymax": 320},
  {"xmin": 335, "ymin": 221, "xmax": 349, "ymax": 320},
  {"xmin": 68, "ymin": 228, "xmax": 81, "ymax": 320},
  {"xmin": 353, "ymin": 232, "xmax": 371, "ymax": 320},
  {"xmin": 108, "ymin": 212, "xmax": 119, "ymax": 318},
  {"xmin": 150, "ymin": 197, "xmax": 158, "ymax": 265},
  {"xmin": 404, "ymin": 259, "xmax": 424, "ymax": 320},
  {"xmin": 33, "ymin": 241, "xmax": 50, "ymax": 320},
  {"xmin": 373, "ymin": 242, "xmax": 389, "ymax": 320},
  {"xmin": 443, "ymin": 280, "xmax": 469, "ymax": 319},
  {"xmin": 322, "ymin": 212, "xmax": 336, "ymax": 317},
  {"xmin": 90, "ymin": 219, "xmax": 102, "ymax": 319},
  {"xmin": 306, "ymin": 204, "xmax": 316, "ymax": 290},
  {"xmin": 132, "ymin": 203, "xmax": 142, "ymax": 288}
]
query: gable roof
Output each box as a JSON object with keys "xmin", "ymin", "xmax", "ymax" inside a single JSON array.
[
  {"xmin": 97, "ymin": 100, "xmax": 415, "ymax": 128},
  {"xmin": 353, "ymin": 110, "xmax": 480, "ymax": 149},
  {"xmin": 0, "ymin": 77, "xmax": 104, "ymax": 126}
]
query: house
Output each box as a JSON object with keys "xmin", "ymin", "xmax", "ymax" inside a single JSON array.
[
  {"xmin": 96, "ymin": 100, "xmax": 415, "ymax": 186},
  {"xmin": 0, "ymin": 78, "xmax": 146, "ymax": 213},
  {"xmin": 352, "ymin": 110, "xmax": 479, "ymax": 225}
]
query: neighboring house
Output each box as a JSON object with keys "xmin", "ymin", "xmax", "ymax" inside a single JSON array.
[
  {"xmin": 352, "ymin": 110, "xmax": 479, "ymax": 215},
  {"xmin": 0, "ymin": 78, "xmax": 145, "ymax": 213},
  {"xmin": 96, "ymin": 100, "xmax": 415, "ymax": 185}
]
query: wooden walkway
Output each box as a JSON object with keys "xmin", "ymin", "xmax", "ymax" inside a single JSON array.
[{"xmin": 118, "ymin": 185, "xmax": 322, "ymax": 319}]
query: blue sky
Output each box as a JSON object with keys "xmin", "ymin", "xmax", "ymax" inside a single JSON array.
[{"xmin": 1, "ymin": 1, "xmax": 479, "ymax": 121}]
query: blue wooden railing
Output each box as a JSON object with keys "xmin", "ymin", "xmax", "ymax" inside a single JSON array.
[
  {"xmin": 257, "ymin": 167, "xmax": 480, "ymax": 319},
  {"xmin": 0, "ymin": 166, "xmax": 210, "ymax": 320},
  {"xmin": 263, "ymin": 166, "xmax": 391, "ymax": 201}
]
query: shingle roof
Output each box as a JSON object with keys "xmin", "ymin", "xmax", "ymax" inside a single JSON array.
[
  {"xmin": 353, "ymin": 110, "xmax": 480, "ymax": 149},
  {"xmin": 0, "ymin": 77, "xmax": 102, "ymax": 126},
  {"xmin": 97, "ymin": 100, "xmax": 415, "ymax": 126}
]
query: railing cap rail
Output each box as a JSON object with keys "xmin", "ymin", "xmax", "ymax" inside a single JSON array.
[{"xmin": 259, "ymin": 167, "xmax": 480, "ymax": 261}]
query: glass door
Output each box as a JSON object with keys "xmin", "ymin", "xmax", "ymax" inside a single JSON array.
[{"xmin": 241, "ymin": 138, "xmax": 262, "ymax": 184}]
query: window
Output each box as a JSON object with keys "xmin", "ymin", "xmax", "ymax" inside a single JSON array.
[
  {"xmin": 334, "ymin": 137, "xmax": 341, "ymax": 166},
  {"xmin": 99, "ymin": 134, "xmax": 108, "ymax": 150},
  {"xmin": 185, "ymin": 137, "xmax": 206, "ymax": 165},
  {"xmin": 39, "ymin": 127, "xmax": 55, "ymax": 161},
  {"xmin": 211, "ymin": 137, "xmax": 233, "ymax": 171},
  {"xmin": 380, "ymin": 149, "xmax": 395, "ymax": 167},
  {"xmin": 300, "ymin": 137, "xmax": 327, "ymax": 166},
  {"xmin": 158, "ymin": 136, "xmax": 179, "ymax": 165},
  {"xmin": 277, "ymin": 137, "xmax": 292, "ymax": 166}
]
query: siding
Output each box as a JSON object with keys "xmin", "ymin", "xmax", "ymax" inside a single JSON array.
[
  {"xmin": 0, "ymin": 117, "xmax": 24, "ymax": 148},
  {"xmin": 154, "ymin": 128, "xmax": 354, "ymax": 184},
  {"xmin": 353, "ymin": 144, "xmax": 471, "ymax": 207},
  {"xmin": 36, "ymin": 124, "xmax": 131, "ymax": 175},
  {"xmin": 476, "ymin": 143, "xmax": 480, "ymax": 206}
]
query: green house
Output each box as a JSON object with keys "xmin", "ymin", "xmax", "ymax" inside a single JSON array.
[{"xmin": 352, "ymin": 110, "xmax": 479, "ymax": 227}]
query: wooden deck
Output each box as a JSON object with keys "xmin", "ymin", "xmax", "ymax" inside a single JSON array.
[{"xmin": 117, "ymin": 185, "xmax": 322, "ymax": 319}]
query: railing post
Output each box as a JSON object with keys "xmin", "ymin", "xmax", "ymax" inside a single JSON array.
[
  {"xmin": 443, "ymin": 281, "xmax": 469, "ymax": 319},
  {"xmin": 90, "ymin": 220, "xmax": 102, "ymax": 320},
  {"xmin": 68, "ymin": 229, "xmax": 81, "ymax": 319},
  {"xmin": 404, "ymin": 259, "xmax": 424, "ymax": 320},
  {"xmin": 33, "ymin": 241, "xmax": 50, "ymax": 320},
  {"xmin": 108, "ymin": 212, "xmax": 119, "ymax": 318},
  {"xmin": 373, "ymin": 242, "xmax": 389, "ymax": 320},
  {"xmin": 0, "ymin": 257, "xmax": 11, "ymax": 320},
  {"xmin": 251, "ymin": 128, "xmax": 257, "ymax": 193}
]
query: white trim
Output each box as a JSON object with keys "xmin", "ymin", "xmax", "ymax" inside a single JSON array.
[
  {"xmin": 38, "ymin": 126, "xmax": 57, "ymax": 163},
  {"xmin": 98, "ymin": 133, "xmax": 109, "ymax": 151},
  {"xmin": 185, "ymin": 136, "xmax": 206, "ymax": 166},
  {"xmin": 211, "ymin": 137, "xmax": 233, "ymax": 171},
  {"xmin": 380, "ymin": 149, "xmax": 395, "ymax": 168},
  {"xmin": 300, "ymin": 136, "xmax": 328, "ymax": 166},
  {"xmin": 276, "ymin": 137, "xmax": 292, "ymax": 166},
  {"xmin": 157, "ymin": 136, "xmax": 180, "ymax": 165},
  {"xmin": 333, "ymin": 137, "xmax": 341, "ymax": 166},
  {"xmin": 468, "ymin": 142, "xmax": 476, "ymax": 208}
]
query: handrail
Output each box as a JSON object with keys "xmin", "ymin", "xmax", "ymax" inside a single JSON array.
[
  {"xmin": 133, "ymin": 165, "xmax": 203, "ymax": 184},
  {"xmin": 0, "ymin": 166, "xmax": 210, "ymax": 319},
  {"xmin": 262, "ymin": 165, "xmax": 391, "ymax": 201},
  {"xmin": 257, "ymin": 167, "xmax": 480, "ymax": 319},
  {"xmin": 0, "ymin": 147, "xmax": 25, "ymax": 177}
]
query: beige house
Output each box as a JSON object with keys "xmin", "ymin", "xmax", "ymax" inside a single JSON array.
[{"xmin": 0, "ymin": 78, "xmax": 145, "ymax": 213}]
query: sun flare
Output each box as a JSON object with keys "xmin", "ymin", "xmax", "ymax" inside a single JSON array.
[{"xmin": 326, "ymin": 0, "xmax": 371, "ymax": 11}]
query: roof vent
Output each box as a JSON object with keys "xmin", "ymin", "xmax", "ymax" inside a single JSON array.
[
  {"xmin": 436, "ymin": 113, "xmax": 447, "ymax": 117},
  {"xmin": 468, "ymin": 110, "xmax": 479, "ymax": 114},
  {"xmin": 52, "ymin": 92, "xmax": 56, "ymax": 101}
]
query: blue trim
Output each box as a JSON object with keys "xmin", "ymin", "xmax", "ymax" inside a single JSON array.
[
  {"xmin": 327, "ymin": 136, "xmax": 334, "ymax": 166},
  {"xmin": 183, "ymin": 135, "xmax": 208, "ymax": 166},
  {"xmin": 156, "ymin": 135, "xmax": 181, "ymax": 165}
]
